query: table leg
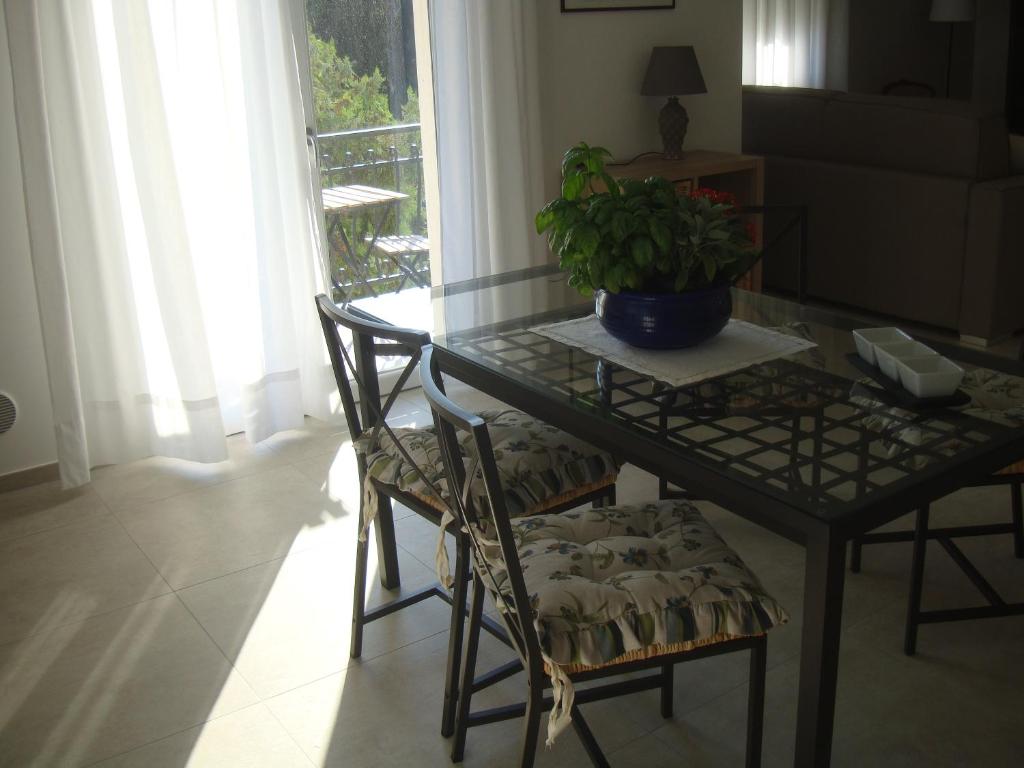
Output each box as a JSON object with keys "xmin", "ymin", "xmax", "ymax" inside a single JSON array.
[
  {"xmin": 794, "ymin": 526, "xmax": 846, "ymax": 767},
  {"xmin": 334, "ymin": 213, "xmax": 379, "ymax": 297}
]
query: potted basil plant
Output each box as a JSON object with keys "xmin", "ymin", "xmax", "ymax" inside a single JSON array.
[{"xmin": 535, "ymin": 142, "xmax": 760, "ymax": 349}]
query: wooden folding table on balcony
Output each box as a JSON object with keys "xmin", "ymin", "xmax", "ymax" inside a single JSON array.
[{"xmin": 322, "ymin": 184, "xmax": 425, "ymax": 296}]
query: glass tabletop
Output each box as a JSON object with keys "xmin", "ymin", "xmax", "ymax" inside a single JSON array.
[{"xmin": 375, "ymin": 266, "xmax": 1024, "ymax": 525}]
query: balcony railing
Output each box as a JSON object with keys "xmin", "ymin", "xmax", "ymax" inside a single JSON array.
[{"xmin": 317, "ymin": 123, "xmax": 430, "ymax": 302}]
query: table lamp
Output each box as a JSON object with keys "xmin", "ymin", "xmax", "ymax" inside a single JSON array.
[
  {"xmin": 929, "ymin": 0, "xmax": 976, "ymax": 98},
  {"xmin": 641, "ymin": 46, "xmax": 707, "ymax": 159}
]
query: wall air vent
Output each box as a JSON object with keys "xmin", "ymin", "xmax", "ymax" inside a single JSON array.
[{"xmin": 0, "ymin": 393, "xmax": 16, "ymax": 435}]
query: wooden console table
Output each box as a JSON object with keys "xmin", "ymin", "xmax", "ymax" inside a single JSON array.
[{"xmin": 608, "ymin": 150, "xmax": 765, "ymax": 292}]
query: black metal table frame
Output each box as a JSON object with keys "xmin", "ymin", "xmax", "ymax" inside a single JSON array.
[{"xmin": 431, "ymin": 325, "xmax": 1024, "ymax": 768}]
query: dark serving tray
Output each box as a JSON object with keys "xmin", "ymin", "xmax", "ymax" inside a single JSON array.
[{"xmin": 845, "ymin": 353, "xmax": 970, "ymax": 410}]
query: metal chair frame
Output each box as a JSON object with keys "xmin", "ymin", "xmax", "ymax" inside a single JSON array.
[
  {"xmin": 316, "ymin": 295, "xmax": 614, "ymax": 737},
  {"xmin": 420, "ymin": 345, "xmax": 768, "ymax": 768},
  {"xmin": 850, "ymin": 473, "xmax": 1024, "ymax": 655}
]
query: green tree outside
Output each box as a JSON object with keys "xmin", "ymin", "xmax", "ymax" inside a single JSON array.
[{"xmin": 307, "ymin": 24, "xmax": 426, "ymax": 297}]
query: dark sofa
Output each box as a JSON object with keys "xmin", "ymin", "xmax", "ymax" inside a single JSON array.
[{"xmin": 743, "ymin": 85, "xmax": 1024, "ymax": 343}]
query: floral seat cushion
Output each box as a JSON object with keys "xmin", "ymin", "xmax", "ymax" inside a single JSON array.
[
  {"xmin": 362, "ymin": 408, "xmax": 619, "ymax": 517},
  {"xmin": 481, "ymin": 499, "xmax": 788, "ymax": 672},
  {"xmin": 852, "ymin": 367, "xmax": 1024, "ymax": 474}
]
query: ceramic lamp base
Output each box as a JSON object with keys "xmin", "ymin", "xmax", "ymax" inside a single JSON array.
[{"xmin": 658, "ymin": 97, "xmax": 690, "ymax": 159}]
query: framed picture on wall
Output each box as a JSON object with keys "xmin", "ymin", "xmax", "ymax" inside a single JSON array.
[{"xmin": 561, "ymin": 0, "xmax": 675, "ymax": 12}]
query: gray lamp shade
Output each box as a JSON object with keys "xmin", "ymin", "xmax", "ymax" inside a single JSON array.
[
  {"xmin": 641, "ymin": 46, "xmax": 707, "ymax": 97},
  {"xmin": 929, "ymin": 0, "xmax": 975, "ymax": 22}
]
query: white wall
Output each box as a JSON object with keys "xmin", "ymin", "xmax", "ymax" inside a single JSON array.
[
  {"xmin": 536, "ymin": 0, "xmax": 743, "ymax": 198},
  {"xmin": 0, "ymin": 4, "xmax": 57, "ymax": 477}
]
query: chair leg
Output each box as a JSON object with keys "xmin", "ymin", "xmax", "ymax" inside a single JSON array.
[
  {"xmin": 519, "ymin": 681, "xmax": 543, "ymax": 768},
  {"xmin": 904, "ymin": 505, "xmax": 930, "ymax": 657},
  {"xmin": 349, "ymin": 511, "xmax": 369, "ymax": 659},
  {"xmin": 592, "ymin": 484, "xmax": 616, "ymax": 509},
  {"xmin": 451, "ymin": 574, "xmax": 485, "ymax": 763},
  {"xmin": 745, "ymin": 637, "xmax": 767, "ymax": 768},
  {"xmin": 850, "ymin": 537, "xmax": 863, "ymax": 573},
  {"xmin": 570, "ymin": 707, "xmax": 611, "ymax": 768},
  {"xmin": 658, "ymin": 478, "xmax": 670, "ymax": 500},
  {"xmin": 660, "ymin": 664, "xmax": 674, "ymax": 718},
  {"xmin": 373, "ymin": 494, "xmax": 401, "ymax": 590},
  {"xmin": 441, "ymin": 535, "xmax": 471, "ymax": 738},
  {"xmin": 1012, "ymin": 480, "xmax": 1023, "ymax": 559}
]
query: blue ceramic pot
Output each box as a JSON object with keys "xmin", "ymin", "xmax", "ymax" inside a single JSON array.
[{"xmin": 594, "ymin": 284, "xmax": 732, "ymax": 349}]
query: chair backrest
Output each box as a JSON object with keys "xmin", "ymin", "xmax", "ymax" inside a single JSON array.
[
  {"xmin": 419, "ymin": 345, "xmax": 543, "ymax": 669},
  {"xmin": 315, "ymin": 294, "xmax": 431, "ymax": 447}
]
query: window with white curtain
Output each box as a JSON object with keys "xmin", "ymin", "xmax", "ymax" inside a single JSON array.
[
  {"xmin": 6, "ymin": 0, "xmax": 333, "ymax": 486},
  {"xmin": 742, "ymin": 0, "xmax": 848, "ymax": 89}
]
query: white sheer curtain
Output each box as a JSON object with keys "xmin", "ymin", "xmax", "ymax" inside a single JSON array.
[
  {"xmin": 742, "ymin": 0, "xmax": 847, "ymax": 89},
  {"xmin": 5, "ymin": 0, "xmax": 332, "ymax": 487},
  {"xmin": 427, "ymin": 0, "xmax": 547, "ymax": 286}
]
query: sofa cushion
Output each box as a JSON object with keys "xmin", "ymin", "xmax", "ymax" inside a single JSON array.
[
  {"xmin": 742, "ymin": 85, "xmax": 833, "ymax": 161},
  {"xmin": 961, "ymin": 176, "xmax": 1024, "ymax": 340},
  {"xmin": 822, "ymin": 92, "xmax": 1009, "ymax": 179},
  {"xmin": 761, "ymin": 156, "xmax": 971, "ymax": 329},
  {"xmin": 482, "ymin": 500, "xmax": 788, "ymax": 670},
  {"xmin": 742, "ymin": 86, "xmax": 1009, "ymax": 180}
]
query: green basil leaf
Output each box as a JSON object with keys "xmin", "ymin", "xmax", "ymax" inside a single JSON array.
[
  {"xmin": 702, "ymin": 254, "xmax": 717, "ymax": 282},
  {"xmin": 630, "ymin": 235, "xmax": 654, "ymax": 267},
  {"xmin": 561, "ymin": 172, "xmax": 586, "ymax": 201},
  {"xmin": 648, "ymin": 220, "xmax": 672, "ymax": 252}
]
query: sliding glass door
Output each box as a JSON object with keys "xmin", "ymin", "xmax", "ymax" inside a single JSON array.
[{"xmin": 294, "ymin": 0, "xmax": 437, "ymax": 339}]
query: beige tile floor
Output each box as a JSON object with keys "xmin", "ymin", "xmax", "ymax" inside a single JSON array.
[{"xmin": 1, "ymin": 387, "xmax": 1023, "ymax": 767}]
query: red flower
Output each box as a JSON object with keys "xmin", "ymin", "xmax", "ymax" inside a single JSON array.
[{"xmin": 690, "ymin": 187, "xmax": 738, "ymax": 207}]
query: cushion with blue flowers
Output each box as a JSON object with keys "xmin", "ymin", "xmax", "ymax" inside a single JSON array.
[
  {"xmin": 479, "ymin": 499, "xmax": 787, "ymax": 671},
  {"xmin": 852, "ymin": 367, "xmax": 1024, "ymax": 474},
  {"xmin": 363, "ymin": 408, "xmax": 619, "ymax": 517}
]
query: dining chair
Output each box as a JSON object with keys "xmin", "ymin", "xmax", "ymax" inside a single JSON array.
[
  {"xmin": 420, "ymin": 344, "xmax": 788, "ymax": 767},
  {"xmin": 849, "ymin": 366, "xmax": 1024, "ymax": 655},
  {"xmin": 315, "ymin": 295, "xmax": 620, "ymax": 737},
  {"xmin": 851, "ymin": 471, "xmax": 1023, "ymax": 655}
]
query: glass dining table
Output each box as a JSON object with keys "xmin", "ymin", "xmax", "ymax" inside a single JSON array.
[{"xmin": 360, "ymin": 264, "xmax": 1024, "ymax": 767}]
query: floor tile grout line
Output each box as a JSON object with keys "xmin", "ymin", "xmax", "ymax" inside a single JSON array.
[
  {"xmin": 260, "ymin": 627, "xmax": 451, "ymax": 704},
  {"xmin": 0, "ymin": 512, "xmax": 109, "ymax": 548},
  {"xmin": 261, "ymin": 693, "xmax": 321, "ymax": 768},
  {"xmin": 0, "ymin": 590, "xmax": 176, "ymax": 651},
  {"xmin": 0, "ymin": 493, "xmax": 184, "ymax": 650},
  {"xmin": 107, "ymin": 508, "xmax": 177, "ymax": 597},
  {"xmin": 0, "ymin": 483, "xmax": 118, "ymax": 546},
  {"xmin": 113, "ymin": 516, "xmax": 361, "ymax": 595},
  {"xmin": 173, "ymin": 584, "xmax": 266, "ymax": 701},
  {"xmin": 158, "ymin": 518, "xmax": 428, "ymax": 594},
  {"xmin": 107, "ymin": 508, "xmax": 270, "ymax": 719},
  {"xmin": 88, "ymin": 424, "xmax": 352, "ymax": 514},
  {"xmin": 73, "ymin": 701, "xmax": 279, "ymax": 768},
  {"xmin": 165, "ymin": 549, "xmax": 301, "ymax": 594}
]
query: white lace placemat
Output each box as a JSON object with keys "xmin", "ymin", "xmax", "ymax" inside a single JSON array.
[{"xmin": 529, "ymin": 315, "xmax": 817, "ymax": 388}]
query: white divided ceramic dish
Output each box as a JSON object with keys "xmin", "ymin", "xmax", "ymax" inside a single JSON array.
[
  {"xmin": 852, "ymin": 327, "xmax": 912, "ymax": 365},
  {"xmin": 896, "ymin": 356, "xmax": 965, "ymax": 398},
  {"xmin": 873, "ymin": 340, "xmax": 938, "ymax": 380}
]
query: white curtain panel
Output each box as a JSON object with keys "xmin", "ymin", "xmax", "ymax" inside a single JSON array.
[
  {"xmin": 428, "ymin": 0, "xmax": 547, "ymax": 290},
  {"xmin": 742, "ymin": 0, "xmax": 838, "ymax": 88},
  {"xmin": 5, "ymin": 0, "xmax": 332, "ymax": 487}
]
